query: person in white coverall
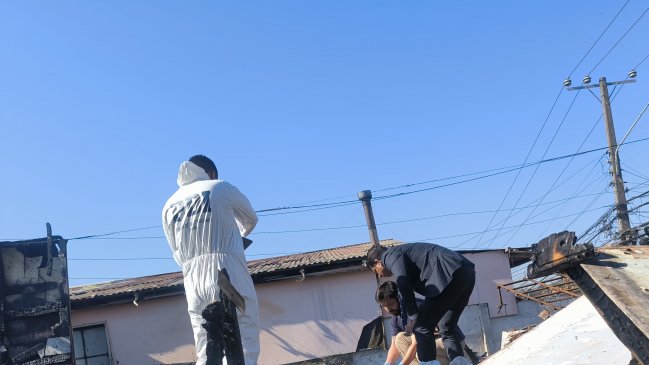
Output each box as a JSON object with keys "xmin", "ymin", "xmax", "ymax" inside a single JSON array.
[{"xmin": 162, "ymin": 155, "xmax": 260, "ymax": 365}]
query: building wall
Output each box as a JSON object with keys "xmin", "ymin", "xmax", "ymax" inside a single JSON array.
[
  {"xmin": 71, "ymin": 270, "xmax": 381, "ymax": 365},
  {"xmin": 72, "ymin": 295, "xmax": 196, "ymax": 365},
  {"xmin": 69, "ymin": 250, "xmax": 519, "ymax": 364},
  {"xmin": 463, "ymin": 251, "xmax": 517, "ymax": 317},
  {"xmin": 256, "ymin": 269, "xmax": 381, "ymax": 365}
]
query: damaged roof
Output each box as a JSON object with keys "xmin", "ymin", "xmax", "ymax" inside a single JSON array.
[
  {"xmin": 70, "ymin": 239, "xmax": 509, "ymax": 309},
  {"xmin": 480, "ymin": 296, "xmax": 632, "ymax": 364}
]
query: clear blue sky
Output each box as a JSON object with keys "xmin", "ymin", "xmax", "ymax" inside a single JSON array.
[{"xmin": 2, "ymin": 1, "xmax": 648, "ymax": 286}]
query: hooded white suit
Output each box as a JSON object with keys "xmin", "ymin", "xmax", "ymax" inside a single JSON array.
[{"xmin": 162, "ymin": 161, "xmax": 259, "ymax": 365}]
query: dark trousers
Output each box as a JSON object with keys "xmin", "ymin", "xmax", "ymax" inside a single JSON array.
[{"xmin": 413, "ymin": 264, "xmax": 476, "ymax": 362}]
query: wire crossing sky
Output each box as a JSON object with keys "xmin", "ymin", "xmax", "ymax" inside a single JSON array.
[{"xmin": 1, "ymin": 1, "xmax": 649, "ymax": 285}]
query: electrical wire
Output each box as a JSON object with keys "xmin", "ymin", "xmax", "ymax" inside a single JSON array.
[
  {"xmin": 589, "ymin": 5, "xmax": 649, "ymax": 75},
  {"xmin": 15, "ymin": 137, "xmax": 647, "ymax": 243},
  {"xmin": 473, "ymin": 182, "xmax": 610, "ymax": 248},
  {"xmin": 635, "ymin": 52, "xmax": 649, "ymax": 70},
  {"xmin": 477, "ymin": 90, "xmax": 582, "ymax": 248},
  {"xmin": 498, "ymin": 111, "xmax": 610, "ymax": 247},
  {"xmin": 371, "ymin": 137, "xmax": 648, "ymax": 203},
  {"xmin": 69, "ymin": 225, "xmax": 163, "ymax": 240},
  {"xmin": 567, "ymin": 0, "xmax": 631, "ymax": 78},
  {"xmin": 533, "ymin": 154, "xmax": 608, "ymax": 239},
  {"xmin": 472, "ymin": 86, "xmax": 565, "ymax": 248},
  {"xmin": 465, "ymin": 157, "xmax": 610, "ymax": 248},
  {"xmin": 409, "ymin": 205, "xmax": 609, "ymax": 244}
]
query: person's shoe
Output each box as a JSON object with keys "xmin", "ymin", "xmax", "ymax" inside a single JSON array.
[
  {"xmin": 449, "ymin": 356, "xmax": 473, "ymax": 365},
  {"xmin": 418, "ymin": 361, "xmax": 441, "ymax": 365}
]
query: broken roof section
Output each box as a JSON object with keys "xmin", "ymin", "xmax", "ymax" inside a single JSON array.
[
  {"xmin": 497, "ymin": 275, "xmax": 581, "ymax": 311},
  {"xmin": 480, "ymin": 296, "xmax": 632, "ymax": 365},
  {"xmin": 493, "ymin": 230, "xmax": 649, "ymax": 364}
]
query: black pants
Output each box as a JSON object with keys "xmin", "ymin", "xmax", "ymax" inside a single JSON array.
[{"xmin": 413, "ymin": 264, "xmax": 476, "ymax": 362}]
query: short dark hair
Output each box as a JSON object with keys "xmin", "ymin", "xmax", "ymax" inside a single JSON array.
[
  {"xmin": 376, "ymin": 281, "xmax": 399, "ymax": 303},
  {"xmin": 189, "ymin": 154, "xmax": 218, "ymax": 179},
  {"xmin": 366, "ymin": 245, "xmax": 386, "ymax": 268}
]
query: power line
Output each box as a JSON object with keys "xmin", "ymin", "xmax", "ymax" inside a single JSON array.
[
  {"xmin": 69, "ymin": 257, "xmax": 171, "ymax": 261},
  {"xmin": 410, "ymin": 205, "xmax": 609, "ymax": 244},
  {"xmin": 68, "ymin": 251, "xmax": 301, "ymax": 261},
  {"xmin": 472, "ymin": 86, "xmax": 565, "ymax": 248},
  {"xmin": 567, "ymin": 0, "xmax": 631, "ymax": 78},
  {"xmin": 498, "ymin": 111, "xmax": 611, "ymax": 246},
  {"xmin": 17, "ymin": 136, "xmax": 647, "ymax": 244},
  {"xmin": 257, "ymin": 201, "xmax": 359, "ymax": 216},
  {"xmin": 464, "ymin": 156, "xmax": 609, "ymax": 248},
  {"xmin": 533, "ymin": 154, "xmax": 608, "ymax": 239},
  {"xmin": 372, "ymin": 136, "xmax": 648, "ymax": 202},
  {"xmin": 69, "ymin": 225, "xmax": 162, "ymax": 240},
  {"xmin": 373, "ymin": 164, "xmax": 521, "ymax": 194},
  {"xmin": 564, "ymin": 186, "xmax": 611, "ymax": 230},
  {"xmin": 473, "ymin": 182, "xmax": 610, "ymax": 249},
  {"xmin": 622, "ymin": 163, "xmax": 649, "ymax": 180},
  {"xmin": 78, "ymin": 236, "xmax": 165, "ymax": 240},
  {"xmin": 255, "ymin": 199, "xmax": 358, "ymax": 214},
  {"xmin": 589, "ymin": 4, "xmax": 649, "ymax": 75},
  {"xmin": 479, "ymin": 90, "xmax": 583, "ymax": 248},
  {"xmin": 254, "ymin": 193, "xmax": 607, "ymax": 234},
  {"xmin": 635, "ymin": 51, "xmax": 649, "ymax": 69},
  {"xmin": 68, "ymin": 191, "xmax": 625, "ymax": 262},
  {"xmin": 61, "ymin": 191, "xmax": 609, "ymax": 241}
]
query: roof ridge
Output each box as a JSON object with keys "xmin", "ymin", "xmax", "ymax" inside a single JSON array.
[{"xmin": 246, "ymin": 238, "xmax": 399, "ymax": 264}]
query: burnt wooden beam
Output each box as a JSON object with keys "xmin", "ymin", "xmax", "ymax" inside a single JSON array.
[{"xmin": 567, "ymin": 247, "xmax": 649, "ymax": 364}]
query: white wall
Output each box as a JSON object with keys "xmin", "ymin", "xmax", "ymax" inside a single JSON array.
[
  {"xmin": 256, "ymin": 269, "xmax": 382, "ymax": 365},
  {"xmin": 72, "ymin": 295, "xmax": 196, "ymax": 365},
  {"xmin": 463, "ymin": 251, "xmax": 517, "ymax": 317}
]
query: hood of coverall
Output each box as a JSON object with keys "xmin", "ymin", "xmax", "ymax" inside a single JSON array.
[{"xmin": 177, "ymin": 161, "xmax": 210, "ymax": 187}]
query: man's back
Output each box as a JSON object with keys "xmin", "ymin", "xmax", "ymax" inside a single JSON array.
[
  {"xmin": 382, "ymin": 243, "xmax": 474, "ymax": 299},
  {"xmin": 163, "ymin": 179, "xmax": 257, "ymax": 268}
]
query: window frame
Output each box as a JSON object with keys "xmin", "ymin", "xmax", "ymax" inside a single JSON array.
[{"xmin": 73, "ymin": 322, "xmax": 113, "ymax": 365}]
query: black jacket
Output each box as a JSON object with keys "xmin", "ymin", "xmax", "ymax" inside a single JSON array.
[{"xmin": 381, "ymin": 243, "xmax": 475, "ymax": 317}]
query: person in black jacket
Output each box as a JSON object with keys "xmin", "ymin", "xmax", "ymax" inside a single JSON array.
[{"xmin": 367, "ymin": 243, "xmax": 476, "ymax": 365}]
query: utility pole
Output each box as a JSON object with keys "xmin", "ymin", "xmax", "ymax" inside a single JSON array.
[
  {"xmin": 358, "ymin": 190, "xmax": 381, "ymax": 248},
  {"xmin": 565, "ymin": 72, "xmax": 637, "ymax": 242}
]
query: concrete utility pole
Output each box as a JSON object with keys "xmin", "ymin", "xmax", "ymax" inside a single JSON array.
[
  {"xmin": 358, "ymin": 190, "xmax": 381, "ymax": 247},
  {"xmin": 566, "ymin": 73, "xmax": 637, "ymax": 242}
]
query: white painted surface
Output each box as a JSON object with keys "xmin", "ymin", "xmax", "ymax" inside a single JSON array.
[
  {"xmin": 257, "ymin": 270, "xmax": 381, "ymax": 365},
  {"xmin": 463, "ymin": 251, "xmax": 517, "ymax": 318},
  {"xmin": 480, "ymin": 296, "xmax": 632, "ymax": 365},
  {"xmin": 72, "ymin": 295, "xmax": 197, "ymax": 365}
]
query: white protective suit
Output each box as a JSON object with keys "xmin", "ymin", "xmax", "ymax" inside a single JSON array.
[{"xmin": 162, "ymin": 161, "xmax": 260, "ymax": 365}]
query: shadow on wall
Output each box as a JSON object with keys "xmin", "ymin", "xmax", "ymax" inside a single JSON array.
[{"xmin": 265, "ymin": 326, "xmax": 318, "ymax": 360}]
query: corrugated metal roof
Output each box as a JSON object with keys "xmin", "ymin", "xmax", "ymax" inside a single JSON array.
[
  {"xmin": 70, "ymin": 239, "xmax": 400, "ymax": 303},
  {"xmin": 70, "ymin": 240, "xmax": 508, "ymax": 305},
  {"xmin": 71, "ymin": 271, "xmax": 184, "ymax": 302},
  {"xmin": 246, "ymin": 239, "xmax": 400, "ymax": 275}
]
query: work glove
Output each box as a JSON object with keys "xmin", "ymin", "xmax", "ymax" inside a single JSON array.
[{"xmin": 405, "ymin": 313, "xmax": 418, "ymax": 334}]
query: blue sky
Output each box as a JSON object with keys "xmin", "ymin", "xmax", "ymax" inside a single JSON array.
[{"xmin": 1, "ymin": 1, "xmax": 648, "ymax": 286}]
